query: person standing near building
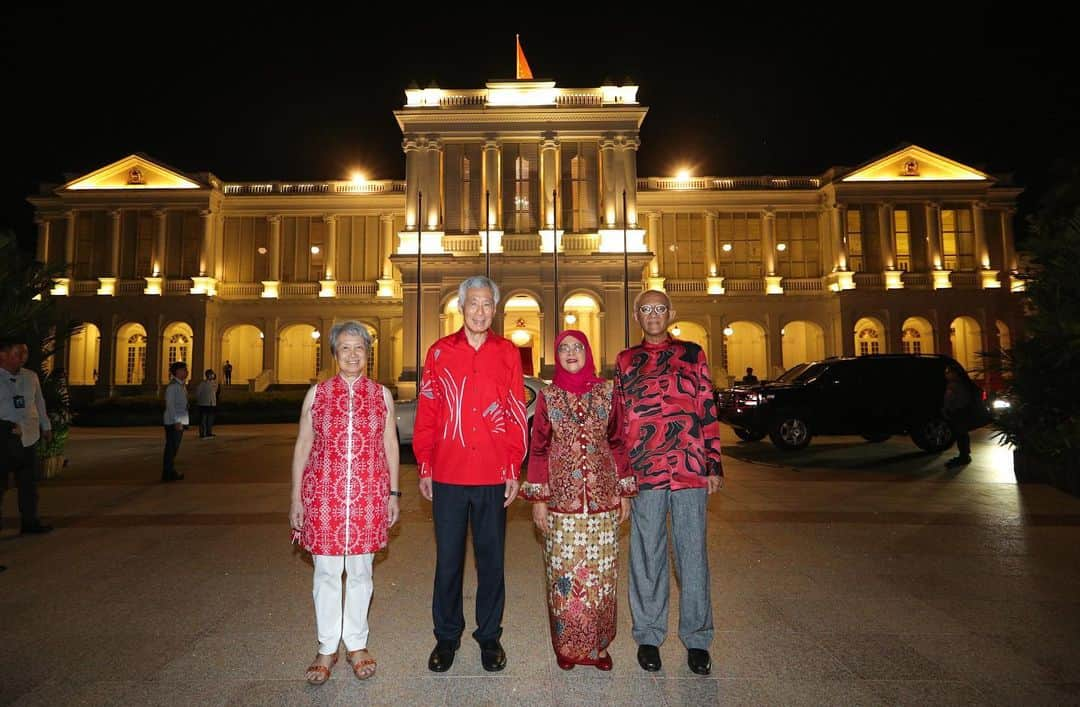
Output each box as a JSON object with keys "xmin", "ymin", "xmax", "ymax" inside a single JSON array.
[
  {"xmin": 414, "ymin": 275, "xmax": 528, "ymax": 674},
  {"xmin": 162, "ymin": 361, "xmax": 189, "ymax": 482},
  {"xmin": 943, "ymin": 364, "xmax": 975, "ymax": 468},
  {"xmin": 289, "ymin": 321, "xmax": 400, "ymax": 685},
  {"xmin": 222, "ymin": 360, "xmax": 233, "ymax": 386},
  {"xmin": 0, "ymin": 337, "xmax": 54, "ymax": 535},
  {"xmin": 614, "ymin": 289, "xmax": 723, "ymax": 676},
  {"xmin": 196, "ymin": 369, "xmax": 219, "ymax": 438}
]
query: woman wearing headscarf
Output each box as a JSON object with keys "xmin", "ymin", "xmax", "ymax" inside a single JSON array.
[
  {"xmin": 522, "ymin": 330, "xmax": 635, "ymax": 670},
  {"xmin": 289, "ymin": 321, "xmax": 400, "ymax": 684}
]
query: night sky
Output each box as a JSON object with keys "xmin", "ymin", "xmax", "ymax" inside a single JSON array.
[{"xmin": 2, "ymin": 5, "xmax": 1075, "ymax": 252}]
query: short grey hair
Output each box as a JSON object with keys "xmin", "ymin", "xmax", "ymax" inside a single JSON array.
[
  {"xmin": 329, "ymin": 321, "xmax": 372, "ymax": 356},
  {"xmin": 457, "ymin": 276, "xmax": 500, "ymax": 311},
  {"xmin": 633, "ymin": 288, "xmax": 672, "ymax": 311}
]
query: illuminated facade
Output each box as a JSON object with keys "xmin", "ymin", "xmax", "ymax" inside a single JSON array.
[{"xmin": 29, "ymin": 79, "xmax": 1022, "ymax": 396}]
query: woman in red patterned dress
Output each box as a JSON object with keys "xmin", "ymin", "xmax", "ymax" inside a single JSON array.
[
  {"xmin": 522, "ymin": 330, "xmax": 636, "ymax": 670},
  {"xmin": 289, "ymin": 321, "xmax": 400, "ymax": 685}
]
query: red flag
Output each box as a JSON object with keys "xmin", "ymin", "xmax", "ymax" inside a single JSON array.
[{"xmin": 516, "ymin": 34, "xmax": 533, "ymax": 80}]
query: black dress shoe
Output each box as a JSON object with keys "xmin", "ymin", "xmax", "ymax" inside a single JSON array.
[
  {"xmin": 687, "ymin": 648, "xmax": 712, "ymax": 675},
  {"xmin": 479, "ymin": 639, "xmax": 506, "ymax": 672},
  {"xmin": 428, "ymin": 640, "xmax": 458, "ymax": 672},
  {"xmin": 637, "ymin": 644, "xmax": 661, "ymax": 672},
  {"xmin": 20, "ymin": 523, "xmax": 53, "ymax": 535}
]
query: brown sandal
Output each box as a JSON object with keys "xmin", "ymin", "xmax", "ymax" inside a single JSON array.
[
  {"xmin": 347, "ymin": 649, "xmax": 377, "ymax": 680},
  {"xmin": 305, "ymin": 653, "xmax": 338, "ymax": 685}
]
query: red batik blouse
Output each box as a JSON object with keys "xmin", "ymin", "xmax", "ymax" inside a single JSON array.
[{"xmin": 522, "ymin": 380, "xmax": 635, "ymax": 512}]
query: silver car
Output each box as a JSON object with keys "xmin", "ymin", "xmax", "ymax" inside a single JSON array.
[{"xmin": 395, "ymin": 376, "xmax": 547, "ymax": 445}]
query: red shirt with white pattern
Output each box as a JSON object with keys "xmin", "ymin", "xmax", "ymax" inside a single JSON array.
[
  {"xmin": 414, "ymin": 328, "xmax": 528, "ymax": 485},
  {"xmin": 300, "ymin": 374, "xmax": 389, "ymax": 555}
]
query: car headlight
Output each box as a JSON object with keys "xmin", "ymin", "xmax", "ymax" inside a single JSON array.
[{"xmin": 992, "ymin": 398, "xmax": 1011, "ymax": 410}]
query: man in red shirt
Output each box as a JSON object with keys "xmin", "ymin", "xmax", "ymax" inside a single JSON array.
[
  {"xmin": 614, "ymin": 289, "xmax": 723, "ymax": 676},
  {"xmin": 415, "ymin": 276, "xmax": 528, "ymax": 673}
]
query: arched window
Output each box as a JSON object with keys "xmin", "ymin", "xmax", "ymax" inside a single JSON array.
[
  {"xmin": 857, "ymin": 328, "xmax": 880, "ymax": 356},
  {"xmin": 126, "ymin": 333, "xmax": 147, "ymax": 384},
  {"xmin": 168, "ymin": 333, "xmax": 190, "ymax": 367}
]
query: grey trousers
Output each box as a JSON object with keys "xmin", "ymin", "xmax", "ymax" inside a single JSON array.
[{"xmin": 629, "ymin": 487, "xmax": 714, "ymax": 650}]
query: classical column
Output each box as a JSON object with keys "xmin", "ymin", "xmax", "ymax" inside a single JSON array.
[
  {"xmin": 878, "ymin": 202, "xmax": 895, "ymax": 270},
  {"xmin": 600, "ymin": 136, "xmax": 617, "ymax": 227},
  {"xmin": 705, "ymin": 211, "xmax": 724, "ymax": 294},
  {"xmin": 761, "ymin": 208, "xmax": 776, "ymax": 275},
  {"xmin": 972, "ymin": 200, "xmax": 989, "ymax": 269},
  {"xmin": 1001, "ymin": 207, "xmax": 1018, "ymax": 272},
  {"xmin": 924, "ymin": 202, "xmax": 943, "ymax": 270},
  {"xmin": 403, "ymin": 135, "xmax": 422, "ymax": 229},
  {"xmin": 831, "ymin": 203, "xmax": 848, "ymax": 270},
  {"xmin": 97, "ymin": 209, "xmax": 121, "ymax": 295},
  {"xmin": 620, "ymin": 134, "xmax": 640, "ymax": 227},
  {"xmin": 153, "ymin": 209, "xmax": 168, "ymax": 276},
  {"xmin": 482, "ymin": 138, "xmax": 502, "ymax": 230},
  {"xmin": 646, "ymin": 211, "xmax": 664, "ymax": 291},
  {"xmin": 540, "ymin": 134, "xmax": 560, "ymax": 231},
  {"xmin": 262, "ymin": 215, "xmax": 281, "ymax": 298},
  {"xmin": 972, "ymin": 200, "xmax": 998, "ymax": 287},
  {"xmin": 199, "ymin": 209, "xmax": 213, "ymax": 276},
  {"xmin": 109, "ymin": 209, "xmax": 122, "ymax": 276},
  {"xmin": 762, "ymin": 209, "xmax": 781, "ymax": 294},
  {"xmin": 705, "ymin": 212, "xmax": 717, "ymax": 276},
  {"xmin": 319, "ymin": 215, "xmax": 338, "ymax": 297},
  {"xmin": 424, "ymin": 137, "xmax": 443, "ymax": 231},
  {"xmin": 191, "ymin": 209, "xmax": 217, "ymax": 295},
  {"xmin": 377, "ymin": 213, "xmax": 397, "ymax": 297},
  {"xmin": 265, "ymin": 317, "xmax": 280, "ymax": 383},
  {"xmin": 64, "ymin": 211, "xmax": 76, "ymax": 270},
  {"xmin": 143, "ymin": 209, "xmax": 167, "ymax": 295},
  {"xmin": 34, "ymin": 217, "xmax": 50, "ymax": 263},
  {"xmin": 51, "ymin": 211, "xmax": 76, "ymax": 294},
  {"xmin": 879, "ymin": 202, "xmax": 903, "ymax": 289}
]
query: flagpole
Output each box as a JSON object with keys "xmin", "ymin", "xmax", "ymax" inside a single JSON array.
[
  {"xmin": 552, "ymin": 188, "xmax": 559, "ymax": 337},
  {"xmin": 485, "ymin": 189, "xmax": 491, "ymax": 279},
  {"xmin": 623, "ymin": 189, "xmax": 629, "ymax": 349},
  {"xmin": 416, "ymin": 191, "xmax": 422, "ymax": 390}
]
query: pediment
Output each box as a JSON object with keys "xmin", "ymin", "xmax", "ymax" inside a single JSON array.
[
  {"xmin": 842, "ymin": 145, "xmax": 990, "ymax": 182},
  {"xmin": 63, "ymin": 154, "xmax": 203, "ymax": 191}
]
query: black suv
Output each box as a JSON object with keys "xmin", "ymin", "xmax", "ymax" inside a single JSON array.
[{"xmin": 716, "ymin": 354, "xmax": 979, "ymax": 452}]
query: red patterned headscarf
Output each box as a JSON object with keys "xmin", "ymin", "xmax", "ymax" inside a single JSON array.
[{"xmin": 552, "ymin": 329, "xmax": 604, "ymax": 395}]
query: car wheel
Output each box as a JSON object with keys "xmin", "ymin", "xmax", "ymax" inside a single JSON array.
[
  {"xmin": 911, "ymin": 417, "xmax": 954, "ymax": 452},
  {"xmin": 861, "ymin": 432, "xmax": 891, "ymax": 443},
  {"xmin": 734, "ymin": 426, "xmax": 767, "ymax": 442},
  {"xmin": 769, "ymin": 414, "xmax": 812, "ymax": 450}
]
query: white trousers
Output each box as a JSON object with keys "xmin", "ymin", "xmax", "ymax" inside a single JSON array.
[{"xmin": 312, "ymin": 553, "xmax": 374, "ymax": 654}]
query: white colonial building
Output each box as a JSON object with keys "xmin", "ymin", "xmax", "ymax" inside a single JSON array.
[{"xmin": 28, "ymin": 77, "xmax": 1022, "ymax": 397}]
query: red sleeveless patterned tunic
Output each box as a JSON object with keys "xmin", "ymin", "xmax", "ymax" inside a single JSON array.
[{"xmin": 300, "ymin": 375, "xmax": 389, "ymax": 556}]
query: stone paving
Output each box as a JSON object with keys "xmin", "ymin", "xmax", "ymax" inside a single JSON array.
[{"xmin": 2, "ymin": 425, "xmax": 1080, "ymax": 706}]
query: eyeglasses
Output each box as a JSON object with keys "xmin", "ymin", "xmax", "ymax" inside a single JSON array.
[
  {"xmin": 637, "ymin": 304, "xmax": 669, "ymax": 315},
  {"xmin": 557, "ymin": 343, "xmax": 585, "ymax": 354}
]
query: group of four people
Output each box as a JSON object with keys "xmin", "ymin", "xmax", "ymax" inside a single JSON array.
[{"xmin": 288, "ymin": 275, "xmax": 723, "ymax": 684}]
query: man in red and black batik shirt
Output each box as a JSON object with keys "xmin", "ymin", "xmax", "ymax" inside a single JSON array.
[
  {"xmin": 415, "ymin": 276, "xmax": 528, "ymax": 675},
  {"xmin": 614, "ymin": 289, "xmax": 723, "ymax": 677}
]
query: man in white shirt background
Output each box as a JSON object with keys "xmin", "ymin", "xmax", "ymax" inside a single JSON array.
[
  {"xmin": 1, "ymin": 337, "xmax": 54, "ymax": 536},
  {"xmin": 163, "ymin": 361, "xmax": 190, "ymax": 482}
]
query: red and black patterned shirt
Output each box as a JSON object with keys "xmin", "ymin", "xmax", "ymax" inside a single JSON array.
[{"xmin": 613, "ymin": 337, "xmax": 723, "ymax": 490}]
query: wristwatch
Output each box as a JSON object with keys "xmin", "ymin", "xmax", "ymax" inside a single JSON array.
[{"xmin": 389, "ymin": 490, "xmax": 402, "ymax": 497}]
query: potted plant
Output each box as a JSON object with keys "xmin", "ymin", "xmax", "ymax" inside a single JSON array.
[
  {"xmin": 992, "ymin": 171, "xmax": 1080, "ymax": 495},
  {"xmin": 37, "ymin": 369, "xmax": 72, "ymax": 479}
]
